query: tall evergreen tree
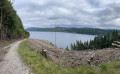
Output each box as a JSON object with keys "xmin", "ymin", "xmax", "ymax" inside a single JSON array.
[
  {"xmin": 71, "ymin": 30, "xmax": 120, "ymax": 50},
  {"xmin": 0, "ymin": 0, "xmax": 29, "ymax": 39}
]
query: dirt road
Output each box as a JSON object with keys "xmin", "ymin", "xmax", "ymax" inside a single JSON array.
[{"xmin": 0, "ymin": 40, "xmax": 30, "ymax": 74}]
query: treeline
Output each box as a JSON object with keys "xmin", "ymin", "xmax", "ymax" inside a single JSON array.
[
  {"xmin": 71, "ymin": 30, "xmax": 120, "ymax": 50},
  {"xmin": 26, "ymin": 27, "xmax": 120, "ymax": 35},
  {"xmin": 0, "ymin": 0, "xmax": 29, "ymax": 40}
]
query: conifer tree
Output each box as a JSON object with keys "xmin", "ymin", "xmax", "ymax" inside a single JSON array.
[
  {"xmin": 71, "ymin": 30, "xmax": 120, "ymax": 50},
  {"xmin": 0, "ymin": 0, "xmax": 29, "ymax": 39}
]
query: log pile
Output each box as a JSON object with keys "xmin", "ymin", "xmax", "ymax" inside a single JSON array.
[{"xmin": 112, "ymin": 41, "xmax": 120, "ymax": 48}]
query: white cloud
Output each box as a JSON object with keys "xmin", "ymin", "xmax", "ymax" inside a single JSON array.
[{"xmin": 13, "ymin": 0, "xmax": 120, "ymax": 29}]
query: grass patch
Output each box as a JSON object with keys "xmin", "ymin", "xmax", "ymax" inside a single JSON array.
[{"xmin": 18, "ymin": 40, "xmax": 120, "ymax": 74}]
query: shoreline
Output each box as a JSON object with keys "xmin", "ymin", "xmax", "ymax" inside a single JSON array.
[{"xmin": 28, "ymin": 31, "xmax": 97, "ymax": 35}]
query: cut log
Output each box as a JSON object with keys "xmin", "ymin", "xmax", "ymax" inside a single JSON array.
[
  {"xmin": 112, "ymin": 43, "xmax": 120, "ymax": 48},
  {"xmin": 114, "ymin": 41, "xmax": 120, "ymax": 45}
]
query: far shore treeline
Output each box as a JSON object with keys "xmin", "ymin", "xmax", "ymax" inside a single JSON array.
[
  {"xmin": 71, "ymin": 30, "xmax": 120, "ymax": 50},
  {"xmin": 0, "ymin": 0, "xmax": 29, "ymax": 40},
  {"xmin": 26, "ymin": 27, "xmax": 120, "ymax": 35}
]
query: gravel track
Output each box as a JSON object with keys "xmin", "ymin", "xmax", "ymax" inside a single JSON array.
[{"xmin": 0, "ymin": 40, "xmax": 30, "ymax": 74}]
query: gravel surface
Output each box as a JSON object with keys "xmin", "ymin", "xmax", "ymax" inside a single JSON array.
[{"xmin": 0, "ymin": 40, "xmax": 31, "ymax": 74}]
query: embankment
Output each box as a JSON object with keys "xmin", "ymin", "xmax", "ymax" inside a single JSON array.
[{"xmin": 18, "ymin": 39, "xmax": 120, "ymax": 74}]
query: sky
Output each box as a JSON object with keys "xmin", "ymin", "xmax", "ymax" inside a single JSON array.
[{"xmin": 13, "ymin": 0, "xmax": 120, "ymax": 29}]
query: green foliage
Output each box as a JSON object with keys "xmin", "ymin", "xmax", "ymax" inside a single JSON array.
[
  {"xmin": 71, "ymin": 30, "xmax": 120, "ymax": 50},
  {"xmin": 49, "ymin": 42, "xmax": 54, "ymax": 46},
  {"xmin": 0, "ymin": 0, "xmax": 29, "ymax": 39},
  {"xmin": 65, "ymin": 46, "xmax": 69, "ymax": 51}
]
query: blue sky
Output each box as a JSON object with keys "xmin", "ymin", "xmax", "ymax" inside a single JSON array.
[{"xmin": 13, "ymin": 0, "xmax": 120, "ymax": 29}]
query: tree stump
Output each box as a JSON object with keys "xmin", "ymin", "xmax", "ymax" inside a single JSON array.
[{"xmin": 41, "ymin": 49, "xmax": 47, "ymax": 58}]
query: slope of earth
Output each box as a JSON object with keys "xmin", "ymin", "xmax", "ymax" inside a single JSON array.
[{"xmin": 28, "ymin": 39, "xmax": 120, "ymax": 67}]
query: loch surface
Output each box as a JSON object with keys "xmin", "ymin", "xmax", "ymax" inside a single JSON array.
[{"xmin": 29, "ymin": 31, "xmax": 95, "ymax": 49}]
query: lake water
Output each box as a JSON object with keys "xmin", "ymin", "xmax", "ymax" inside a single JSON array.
[{"xmin": 29, "ymin": 31, "xmax": 95, "ymax": 49}]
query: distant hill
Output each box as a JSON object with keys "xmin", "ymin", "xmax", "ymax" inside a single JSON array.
[{"xmin": 26, "ymin": 27, "xmax": 120, "ymax": 35}]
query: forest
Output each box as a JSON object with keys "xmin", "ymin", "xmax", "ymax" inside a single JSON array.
[
  {"xmin": 26, "ymin": 27, "xmax": 120, "ymax": 35},
  {"xmin": 0, "ymin": 0, "xmax": 29, "ymax": 40},
  {"xmin": 71, "ymin": 30, "xmax": 120, "ymax": 50}
]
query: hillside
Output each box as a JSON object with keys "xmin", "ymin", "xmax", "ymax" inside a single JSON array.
[
  {"xmin": 0, "ymin": 0, "xmax": 29, "ymax": 40},
  {"xmin": 26, "ymin": 27, "xmax": 120, "ymax": 35},
  {"xmin": 18, "ymin": 39, "xmax": 120, "ymax": 74}
]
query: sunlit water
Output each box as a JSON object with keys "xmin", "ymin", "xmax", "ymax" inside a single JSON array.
[{"xmin": 29, "ymin": 31, "xmax": 95, "ymax": 49}]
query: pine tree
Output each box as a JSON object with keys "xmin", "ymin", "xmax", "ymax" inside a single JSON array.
[
  {"xmin": 0, "ymin": 0, "xmax": 29, "ymax": 39},
  {"xmin": 71, "ymin": 30, "xmax": 120, "ymax": 50}
]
